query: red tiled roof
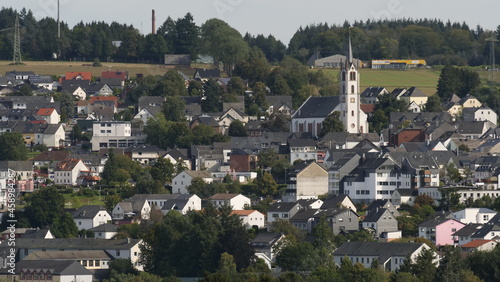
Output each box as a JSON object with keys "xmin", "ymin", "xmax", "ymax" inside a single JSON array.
[
  {"xmin": 461, "ymin": 239, "xmax": 494, "ymax": 248},
  {"xmin": 55, "ymin": 158, "xmax": 83, "ymax": 171},
  {"xmin": 36, "ymin": 108, "xmax": 55, "ymax": 116},
  {"xmin": 90, "ymin": 96, "xmax": 118, "ymax": 107},
  {"xmin": 101, "ymin": 71, "xmax": 128, "ymax": 80},
  {"xmin": 209, "ymin": 193, "xmax": 240, "ymax": 200},
  {"xmin": 230, "ymin": 210, "xmax": 262, "ymax": 216},
  {"xmin": 360, "ymin": 104, "xmax": 375, "ymax": 114},
  {"xmin": 30, "ymin": 120, "xmax": 47, "ymax": 124},
  {"xmin": 65, "ymin": 72, "xmax": 92, "ymax": 80}
]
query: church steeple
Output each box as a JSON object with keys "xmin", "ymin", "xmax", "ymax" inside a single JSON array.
[
  {"xmin": 347, "ymin": 28, "xmax": 353, "ymax": 65},
  {"xmin": 339, "ymin": 27, "xmax": 368, "ymax": 134}
]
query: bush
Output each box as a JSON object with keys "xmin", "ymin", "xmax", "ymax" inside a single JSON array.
[{"xmin": 92, "ymin": 58, "xmax": 102, "ymax": 67}]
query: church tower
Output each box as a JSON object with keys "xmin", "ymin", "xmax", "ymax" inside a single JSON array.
[{"xmin": 340, "ymin": 31, "xmax": 368, "ymax": 133}]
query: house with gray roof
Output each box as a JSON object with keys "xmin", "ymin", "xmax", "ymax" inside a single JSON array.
[
  {"xmin": 193, "ymin": 69, "xmax": 220, "ymax": 81},
  {"xmin": 360, "ymin": 87, "xmax": 388, "ymax": 104},
  {"xmin": 333, "ymin": 242, "xmax": 434, "ymax": 271},
  {"xmin": 250, "ymin": 233, "xmax": 286, "ymax": 268},
  {"xmin": 72, "ymin": 205, "xmax": 112, "ymax": 231},
  {"xmin": 290, "ymin": 209, "xmax": 320, "ymax": 233},
  {"xmin": 452, "ymin": 223, "xmax": 484, "ymax": 246},
  {"xmin": 362, "ymin": 208, "xmax": 399, "ymax": 238},
  {"xmin": 312, "ymin": 208, "xmax": 359, "ymax": 235},
  {"xmin": 470, "ymin": 213, "xmax": 500, "ymax": 241},
  {"xmin": 14, "ymin": 237, "xmax": 143, "ymax": 270},
  {"xmin": 267, "ymin": 202, "xmax": 303, "ymax": 224},
  {"xmin": 288, "ymin": 138, "xmax": 317, "ymax": 164},
  {"xmin": 0, "ymin": 260, "xmax": 93, "ymax": 282},
  {"xmin": 88, "ymin": 224, "xmax": 118, "ymax": 239},
  {"xmin": 112, "ymin": 198, "xmax": 150, "ymax": 220},
  {"xmin": 172, "ymin": 170, "xmax": 214, "ymax": 194},
  {"xmin": 458, "ymin": 121, "xmax": 497, "ymax": 139},
  {"xmin": 265, "ymin": 95, "xmax": 293, "ymax": 116}
]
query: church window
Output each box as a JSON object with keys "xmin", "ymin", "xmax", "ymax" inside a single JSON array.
[
  {"xmin": 350, "ymin": 71, "xmax": 356, "ymax": 80},
  {"xmin": 351, "ymin": 85, "xmax": 354, "ymax": 93},
  {"xmin": 350, "ymin": 98, "xmax": 355, "ymax": 103},
  {"xmin": 351, "ymin": 111, "xmax": 354, "ymax": 117}
]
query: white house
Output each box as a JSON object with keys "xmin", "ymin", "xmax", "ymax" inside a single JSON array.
[
  {"xmin": 88, "ymin": 224, "xmax": 118, "ymax": 239},
  {"xmin": 208, "ymin": 193, "xmax": 251, "ymax": 210},
  {"xmin": 35, "ymin": 108, "xmax": 60, "ymax": 124},
  {"xmin": 230, "ymin": 210, "xmax": 266, "ymax": 229},
  {"xmin": 72, "ymin": 205, "xmax": 112, "ymax": 231},
  {"xmin": 452, "ymin": 208, "xmax": 498, "ymax": 224},
  {"xmin": 172, "ymin": 170, "xmax": 214, "ymax": 194},
  {"xmin": 123, "ymin": 194, "xmax": 201, "ymax": 215},
  {"xmin": 53, "ymin": 158, "xmax": 89, "ymax": 186},
  {"xmin": 112, "ymin": 199, "xmax": 151, "ymax": 220},
  {"xmin": 41, "ymin": 124, "xmax": 65, "ymax": 148}
]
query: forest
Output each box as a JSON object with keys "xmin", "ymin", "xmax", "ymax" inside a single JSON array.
[{"xmin": 1, "ymin": 7, "xmax": 499, "ymax": 67}]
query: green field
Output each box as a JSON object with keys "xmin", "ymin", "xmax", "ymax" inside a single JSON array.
[
  {"xmin": 0, "ymin": 60, "xmax": 204, "ymax": 78},
  {"xmin": 62, "ymin": 193, "xmax": 105, "ymax": 209},
  {"xmin": 322, "ymin": 68, "xmax": 441, "ymax": 96}
]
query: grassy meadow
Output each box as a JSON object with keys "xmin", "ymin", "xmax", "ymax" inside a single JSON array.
[
  {"xmin": 6, "ymin": 61, "xmax": 500, "ymax": 96},
  {"xmin": 0, "ymin": 60, "xmax": 189, "ymax": 78},
  {"xmin": 321, "ymin": 68, "xmax": 441, "ymax": 96}
]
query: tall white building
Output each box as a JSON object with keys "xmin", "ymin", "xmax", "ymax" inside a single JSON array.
[
  {"xmin": 91, "ymin": 121, "xmax": 145, "ymax": 151},
  {"xmin": 339, "ymin": 33, "xmax": 369, "ymax": 134}
]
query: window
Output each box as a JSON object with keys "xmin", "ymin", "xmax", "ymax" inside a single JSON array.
[
  {"xmin": 350, "ymin": 98, "xmax": 355, "ymax": 103},
  {"xmin": 89, "ymin": 260, "xmax": 94, "ymax": 267},
  {"xmin": 484, "ymin": 215, "xmax": 489, "ymax": 221},
  {"xmin": 95, "ymin": 260, "xmax": 100, "ymax": 267},
  {"xmin": 116, "ymin": 250, "xmax": 121, "ymax": 256}
]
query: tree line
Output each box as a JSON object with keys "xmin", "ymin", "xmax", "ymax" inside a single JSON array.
[{"xmin": 2, "ymin": 7, "xmax": 500, "ymax": 67}]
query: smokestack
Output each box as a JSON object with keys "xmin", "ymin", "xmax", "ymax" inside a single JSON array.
[
  {"xmin": 152, "ymin": 9, "xmax": 156, "ymax": 34},
  {"xmin": 57, "ymin": 0, "xmax": 60, "ymax": 39}
]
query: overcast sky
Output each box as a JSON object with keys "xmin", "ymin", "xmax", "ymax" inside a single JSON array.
[{"xmin": 3, "ymin": 0, "xmax": 500, "ymax": 44}]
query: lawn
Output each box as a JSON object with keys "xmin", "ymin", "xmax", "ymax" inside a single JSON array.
[
  {"xmin": 62, "ymin": 192, "xmax": 105, "ymax": 209},
  {"xmin": 320, "ymin": 68, "xmax": 441, "ymax": 96},
  {"xmin": 0, "ymin": 60, "xmax": 207, "ymax": 78}
]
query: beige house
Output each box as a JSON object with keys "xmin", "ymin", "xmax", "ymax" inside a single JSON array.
[
  {"xmin": 172, "ymin": 170, "xmax": 214, "ymax": 194},
  {"xmin": 283, "ymin": 161, "xmax": 328, "ymax": 202},
  {"xmin": 446, "ymin": 94, "xmax": 481, "ymax": 118}
]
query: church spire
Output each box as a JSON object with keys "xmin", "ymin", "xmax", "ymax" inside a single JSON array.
[{"xmin": 347, "ymin": 27, "xmax": 353, "ymax": 65}]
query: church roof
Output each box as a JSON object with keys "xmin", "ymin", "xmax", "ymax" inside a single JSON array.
[{"xmin": 292, "ymin": 96, "xmax": 339, "ymax": 119}]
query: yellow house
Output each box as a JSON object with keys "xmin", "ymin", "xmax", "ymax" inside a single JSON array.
[
  {"xmin": 446, "ymin": 94, "xmax": 481, "ymax": 118},
  {"xmin": 400, "ymin": 87, "xmax": 428, "ymax": 107}
]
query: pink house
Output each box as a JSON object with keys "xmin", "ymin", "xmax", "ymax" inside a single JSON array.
[{"xmin": 419, "ymin": 217, "xmax": 466, "ymax": 246}]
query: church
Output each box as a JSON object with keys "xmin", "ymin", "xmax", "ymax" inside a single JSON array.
[{"xmin": 291, "ymin": 33, "xmax": 369, "ymax": 136}]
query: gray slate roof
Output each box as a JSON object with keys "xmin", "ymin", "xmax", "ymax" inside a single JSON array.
[
  {"xmin": 333, "ymin": 242, "xmax": 426, "ymax": 264},
  {"xmin": 292, "ymin": 96, "xmax": 339, "ymax": 119},
  {"xmin": 72, "ymin": 205, "xmax": 108, "ymax": 219}
]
